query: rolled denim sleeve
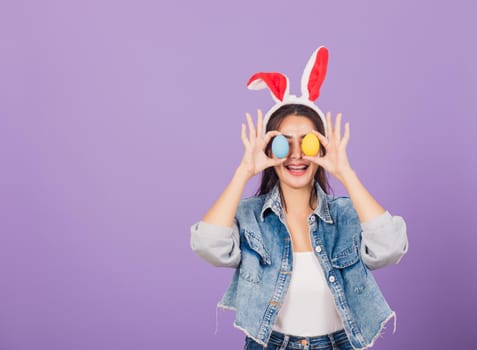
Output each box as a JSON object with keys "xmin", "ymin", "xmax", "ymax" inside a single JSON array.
[
  {"xmin": 360, "ymin": 211, "xmax": 408, "ymax": 270},
  {"xmin": 190, "ymin": 220, "xmax": 241, "ymax": 268}
]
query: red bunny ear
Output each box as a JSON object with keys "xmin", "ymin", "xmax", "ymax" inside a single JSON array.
[
  {"xmin": 247, "ymin": 72, "xmax": 289, "ymax": 102},
  {"xmin": 301, "ymin": 46, "xmax": 329, "ymax": 101}
]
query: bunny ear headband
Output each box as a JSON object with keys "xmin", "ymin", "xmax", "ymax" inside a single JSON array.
[{"xmin": 247, "ymin": 46, "xmax": 329, "ymax": 136}]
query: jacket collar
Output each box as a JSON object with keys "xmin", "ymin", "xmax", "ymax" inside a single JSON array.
[{"xmin": 260, "ymin": 182, "xmax": 334, "ymax": 224}]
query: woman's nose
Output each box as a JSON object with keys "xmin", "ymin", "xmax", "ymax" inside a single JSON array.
[{"xmin": 289, "ymin": 139, "xmax": 303, "ymax": 159}]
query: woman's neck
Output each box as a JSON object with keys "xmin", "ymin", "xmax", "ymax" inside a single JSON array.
[{"xmin": 280, "ymin": 182, "xmax": 317, "ymax": 215}]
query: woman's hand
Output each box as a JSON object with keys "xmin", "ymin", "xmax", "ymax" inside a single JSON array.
[
  {"xmin": 303, "ymin": 112, "xmax": 353, "ymax": 184},
  {"xmin": 238, "ymin": 109, "xmax": 285, "ymax": 180}
]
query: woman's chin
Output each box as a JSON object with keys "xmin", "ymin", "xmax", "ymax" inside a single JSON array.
[
  {"xmin": 276, "ymin": 165, "xmax": 317, "ymax": 190},
  {"xmin": 280, "ymin": 175, "xmax": 314, "ymax": 190}
]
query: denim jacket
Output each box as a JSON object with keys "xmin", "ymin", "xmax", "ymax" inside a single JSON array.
[{"xmin": 190, "ymin": 183, "xmax": 408, "ymax": 349}]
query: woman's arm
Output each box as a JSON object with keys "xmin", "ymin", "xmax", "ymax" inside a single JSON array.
[
  {"xmin": 203, "ymin": 110, "xmax": 282, "ymax": 226},
  {"xmin": 190, "ymin": 110, "xmax": 284, "ymax": 267},
  {"xmin": 190, "ymin": 220, "xmax": 241, "ymax": 268},
  {"xmin": 305, "ymin": 112, "xmax": 388, "ymax": 222},
  {"xmin": 305, "ymin": 112, "xmax": 408, "ymax": 268},
  {"xmin": 340, "ymin": 168, "xmax": 385, "ymax": 223},
  {"xmin": 202, "ymin": 165, "xmax": 250, "ymax": 227},
  {"xmin": 189, "ymin": 167, "xmax": 248, "ymax": 268},
  {"xmin": 359, "ymin": 209, "xmax": 408, "ymax": 270},
  {"xmin": 341, "ymin": 169, "xmax": 408, "ymax": 270}
]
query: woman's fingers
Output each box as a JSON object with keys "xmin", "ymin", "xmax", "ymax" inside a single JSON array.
[
  {"xmin": 341, "ymin": 122, "xmax": 350, "ymax": 148},
  {"xmin": 268, "ymin": 157, "xmax": 286, "ymax": 167},
  {"xmin": 256, "ymin": 109, "xmax": 263, "ymax": 138},
  {"xmin": 245, "ymin": 112, "xmax": 256, "ymax": 142},
  {"xmin": 334, "ymin": 113, "xmax": 342, "ymax": 142},
  {"xmin": 310, "ymin": 129, "xmax": 329, "ymax": 148},
  {"xmin": 303, "ymin": 155, "xmax": 325, "ymax": 167},
  {"xmin": 262, "ymin": 130, "xmax": 281, "ymax": 150},
  {"xmin": 326, "ymin": 112, "xmax": 333, "ymax": 138},
  {"xmin": 241, "ymin": 123, "xmax": 250, "ymax": 148},
  {"xmin": 325, "ymin": 112, "xmax": 348, "ymax": 146}
]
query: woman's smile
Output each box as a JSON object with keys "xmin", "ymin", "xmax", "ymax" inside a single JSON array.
[{"xmin": 284, "ymin": 162, "xmax": 310, "ymax": 176}]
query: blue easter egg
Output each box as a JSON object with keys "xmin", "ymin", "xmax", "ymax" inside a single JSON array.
[{"xmin": 272, "ymin": 135, "xmax": 289, "ymax": 158}]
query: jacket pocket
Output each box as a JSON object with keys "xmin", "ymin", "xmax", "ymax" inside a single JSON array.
[
  {"xmin": 239, "ymin": 229, "xmax": 271, "ymax": 283},
  {"xmin": 242, "ymin": 229, "xmax": 271, "ymax": 265},
  {"xmin": 331, "ymin": 238, "xmax": 368, "ymax": 294},
  {"xmin": 331, "ymin": 240, "xmax": 360, "ymax": 268}
]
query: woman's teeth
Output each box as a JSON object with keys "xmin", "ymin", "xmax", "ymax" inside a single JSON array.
[{"xmin": 286, "ymin": 165, "xmax": 308, "ymax": 170}]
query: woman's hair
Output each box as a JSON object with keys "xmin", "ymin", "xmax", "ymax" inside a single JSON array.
[{"xmin": 256, "ymin": 104, "xmax": 332, "ymax": 210}]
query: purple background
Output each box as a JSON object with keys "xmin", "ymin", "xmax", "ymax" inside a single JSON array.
[{"xmin": 0, "ymin": 1, "xmax": 475, "ymax": 349}]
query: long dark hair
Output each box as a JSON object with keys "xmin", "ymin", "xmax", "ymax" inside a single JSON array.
[{"xmin": 256, "ymin": 104, "xmax": 332, "ymax": 210}]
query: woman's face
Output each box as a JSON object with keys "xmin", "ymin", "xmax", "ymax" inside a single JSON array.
[{"xmin": 272, "ymin": 114, "xmax": 319, "ymax": 191}]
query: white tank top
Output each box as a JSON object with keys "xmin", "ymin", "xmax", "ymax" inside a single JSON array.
[{"xmin": 272, "ymin": 251, "xmax": 344, "ymax": 336}]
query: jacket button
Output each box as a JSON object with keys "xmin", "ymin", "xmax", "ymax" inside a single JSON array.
[
  {"xmin": 329, "ymin": 275, "xmax": 335, "ymax": 283},
  {"xmin": 315, "ymin": 245, "xmax": 322, "ymax": 253}
]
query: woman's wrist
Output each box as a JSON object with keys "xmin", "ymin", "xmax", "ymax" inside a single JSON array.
[
  {"xmin": 337, "ymin": 167, "xmax": 357, "ymax": 187},
  {"xmin": 235, "ymin": 164, "xmax": 253, "ymax": 183}
]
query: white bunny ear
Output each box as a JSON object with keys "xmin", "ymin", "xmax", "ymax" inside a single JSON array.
[
  {"xmin": 247, "ymin": 72, "xmax": 290, "ymax": 102},
  {"xmin": 301, "ymin": 46, "xmax": 329, "ymax": 101}
]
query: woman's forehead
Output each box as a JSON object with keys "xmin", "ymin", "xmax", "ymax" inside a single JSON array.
[{"xmin": 278, "ymin": 115, "xmax": 315, "ymax": 135}]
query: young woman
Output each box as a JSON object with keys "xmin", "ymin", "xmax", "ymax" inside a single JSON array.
[{"xmin": 190, "ymin": 48, "xmax": 408, "ymax": 350}]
